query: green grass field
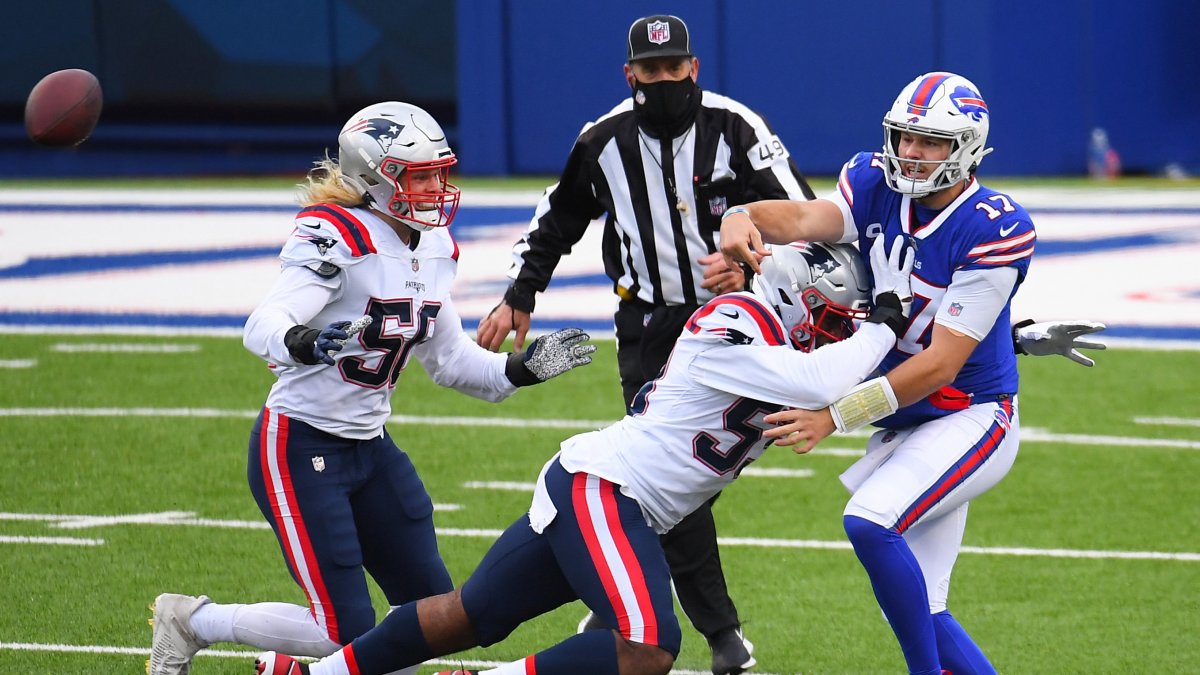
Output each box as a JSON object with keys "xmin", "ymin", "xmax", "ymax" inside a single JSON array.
[{"xmin": 0, "ymin": 332, "xmax": 1197, "ymax": 674}]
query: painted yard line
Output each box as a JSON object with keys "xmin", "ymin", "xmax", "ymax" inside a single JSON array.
[
  {"xmin": 0, "ymin": 535, "xmax": 104, "ymax": 546},
  {"xmin": 740, "ymin": 467, "xmax": 815, "ymax": 478},
  {"xmin": 463, "ymin": 469, "xmax": 815, "ymax": 490},
  {"xmin": 717, "ymin": 537, "xmax": 1200, "ymax": 562},
  {"xmin": 50, "ymin": 342, "xmax": 201, "ymax": 353},
  {"xmin": 2, "ymin": 511, "xmax": 1194, "ymax": 562},
  {"xmin": 0, "ymin": 642, "xmax": 759, "ymax": 675},
  {"xmin": 0, "ymin": 358, "xmax": 36, "ymax": 368},
  {"xmin": 1134, "ymin": 416, "xmax": 1200, "ymax": 428},
  {"xmin": 464, "ymin": 480, "xmax": 537, "ymax": 491},
  {"xmin": 2, "ymin": 408, "xmax": 1199, "ymax": 450},
  {"xmin": 438, "ymin": 529, "xmax": 1200, "ymax": 562}
]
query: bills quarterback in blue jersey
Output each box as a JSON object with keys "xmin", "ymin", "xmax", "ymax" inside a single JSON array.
[{"xmin": 721, "ymin": 71, "xmax": 1037, "ymax": 674}]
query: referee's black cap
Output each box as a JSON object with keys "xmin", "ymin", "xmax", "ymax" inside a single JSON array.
[{"xmin": 627, "ymin": 15, "xmax": 693, "ymax": 62}]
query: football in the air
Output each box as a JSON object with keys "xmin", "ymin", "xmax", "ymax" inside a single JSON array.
[{"xmin": 24, "ymin": 68, "xmax": 104, "ymax": 147}]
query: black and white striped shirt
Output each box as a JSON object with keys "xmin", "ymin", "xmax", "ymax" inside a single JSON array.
[{"xmin": 505, "ymin": 90, "xmax": 815, "ymax": 309}]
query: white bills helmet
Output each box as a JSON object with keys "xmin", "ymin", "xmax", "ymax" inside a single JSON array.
[
  {"xmin": 882, "ymin": 72, "xmax": 994, "ymax": 198},
  {"xmin": 337, "ymin": 101, "xmax": 460, "ymax": 231},
  {"xmin": 753, "ymin": 242, "xmax": 871, "ymax": 352}
]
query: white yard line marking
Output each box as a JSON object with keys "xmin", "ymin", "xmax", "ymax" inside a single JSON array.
[
  {"xmin": 740, "ymin": 467, "xmax": 815, "ymax": 478},
  {"xmin": 50, "ymin": 343, "xmax": 201, "ymax": 353},
  {"xmin": 464, "ymin": 481, "xmax": 538, "ymax": 491},
  {"xmin": 5, "ymin": 511, "xmax": 1196, "ymax": 561},
  {"xmin": 0, "ymin": 642, "xmax": 750, "ymax": 674},
  {"xmin": 0, "ymin": 535, "xmax": 104, "ymax": 546},
  {"xmin": 1134, "ymin": 416, "xmax": 1200, "ymax": 428},
  {"xmin": 4, "ymin": 407, "xmax": 1198, "ymax": 450},
  {"xmin": 719, "ymin": 537, "xmax": 1200, "ymax": 562},
  {"xmin": 0, "ymin": 359, "xmax": 36, "ymax": 368}
]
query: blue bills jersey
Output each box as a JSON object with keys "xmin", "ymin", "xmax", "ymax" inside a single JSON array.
[{"xmin": 829, "ymin": 152, "xmax": 1036, "ymax": 427}]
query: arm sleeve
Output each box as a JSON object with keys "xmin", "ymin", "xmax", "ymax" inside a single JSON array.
[
  {"xmin": 414, "ymin": 296, "xmax": 518, "ymax": 402},
  {"xmin": 243, "ymin": 264, "xmax": 340, "ymax": 366},
  {"xmin": 687, "ymin": 322, "xmax": 897, "ymax": 408},
  {"xmin": 508, "ymin": 136, "xmax": 606, "ymax": 295},
  {"xmin": 936, "ymin": 267, "xmax": 1019, "ymax": 341}
]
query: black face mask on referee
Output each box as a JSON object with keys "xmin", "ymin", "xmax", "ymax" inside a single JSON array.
[{"xmin": 632, "ymin": 77, "xmax": 701, "ymax": 138}]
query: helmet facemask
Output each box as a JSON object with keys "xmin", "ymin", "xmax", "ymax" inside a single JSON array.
[
  {"xmin": 753, "ymin": 242, "xmax": 871, "ymax": 353},
  {"xmin": 376, "ymin": 155, "xmax": 461, "ymax": 231}
]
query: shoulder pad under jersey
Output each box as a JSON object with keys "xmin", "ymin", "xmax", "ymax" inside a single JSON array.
[
  {"xmin": 683, "ymin": 292, "xmax": 790, "ymax": 347},
  {"xmin": 281, "ymin": 203, "xmax": 378, "ymax": 273}
]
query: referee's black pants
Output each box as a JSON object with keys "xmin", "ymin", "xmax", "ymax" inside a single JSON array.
[{"xmin": 613, "ymin": 299, "xmax": 742, "ymax": 639}]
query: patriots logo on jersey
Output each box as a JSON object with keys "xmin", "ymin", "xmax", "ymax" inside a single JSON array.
[
  {"xmin": 296, "ymin": 233, "xmax": 339, "ymax": 256},
  {"xmin": 950, "ymin": 86, "xmax": 989, "ymax": 121},
  {"xmin": 360, "ymin": 118, "xmax": 406, "ymax": 154},
  {"xmin": 721, "ymin": 328, "xmax": 754, "ymax": 345}
]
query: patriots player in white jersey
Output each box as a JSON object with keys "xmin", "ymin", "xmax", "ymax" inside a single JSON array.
[
  {"xmin": 250, "ymin": 239, "xmax": 914, "ymax": 675},
  {"xmin": 721, "ymin": 72, "xmax": 1055, "ymax": 674},
  {"xmin": 147, "ymin": 102, "xmax": 595, "ymax": 675}
]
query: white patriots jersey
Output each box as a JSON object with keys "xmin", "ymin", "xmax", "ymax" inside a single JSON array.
[
  {"xmin": 830, "ymin": 152, "xmax": 1036, "ymax": 427},
  {"xmin": 553, "ymin": 291, "xmax": 896, "ymax": 533},
  {"xmin": 244, "ymin": 203, "xmax": 514, "ymax": 439}
]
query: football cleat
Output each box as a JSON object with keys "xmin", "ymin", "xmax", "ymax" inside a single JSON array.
[
  {"xmin": 255, "ymin": 651, "xmax": 309, "ymax": 674},
  {"xmin": 147, "ymin": 593, "xmax": 212, "ymax": 675},
  {"xmin": 708, "ymin": 625, "xmax": 757, "ymax": 675},
  {"xmin": 576, "ymin": 610, "xmax": 605, "ymax": 633}
]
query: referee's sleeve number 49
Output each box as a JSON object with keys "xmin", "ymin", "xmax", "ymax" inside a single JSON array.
[{"xmin": 749, "ymin": 135, "xmax": 790, "ymax": 170}]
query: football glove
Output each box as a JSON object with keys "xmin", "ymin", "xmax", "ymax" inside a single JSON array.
[
  {"xmin": 285, "ymin": 315, "xmax": 373, "ymax": 366},
  {"xmin": 505, "ymin": 328, "xmax": 596, "ymax": 387},
  {"xmin": 867, "ymin": 235, "xmax": 915, "ymax": 336},
  {"xmin": 1012, "ymin": 319, "xmax": 1106, "ymax": 367}
]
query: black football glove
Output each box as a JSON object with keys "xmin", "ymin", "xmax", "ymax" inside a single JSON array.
[{"xmin": 505, "ymin": 328, "xmax": 596, "ymax": 386}]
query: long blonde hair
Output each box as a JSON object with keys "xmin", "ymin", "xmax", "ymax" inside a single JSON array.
[{"xmin": 296, "ymin": 153, "xmax": 367, "ymax": 208}]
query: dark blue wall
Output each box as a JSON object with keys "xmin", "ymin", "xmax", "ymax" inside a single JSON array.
[
  {"xmin": 3, "ymin": 1, "xmax": 1195, "ymax": 178},
  {"xmin": 456, "ymin": 0, "xmax": 1200, "ymax": 178}
]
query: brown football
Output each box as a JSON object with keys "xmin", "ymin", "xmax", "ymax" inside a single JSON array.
[{"xmin": 24, "ymin": 69, "xmax": 104, "ymax": 147}]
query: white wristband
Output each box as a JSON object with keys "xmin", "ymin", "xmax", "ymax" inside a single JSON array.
[
  {"xmin": 829, "ymin": 376, "xmax": 899, "ymax": 433},
  {"xmin": 722, "ymin": 206, "xmax": 750, "ymax": 220}
]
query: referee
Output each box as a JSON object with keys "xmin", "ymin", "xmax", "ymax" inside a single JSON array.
[{"xmin": 476, "ymin": 15, "xmax": 815, "ymax": 674}]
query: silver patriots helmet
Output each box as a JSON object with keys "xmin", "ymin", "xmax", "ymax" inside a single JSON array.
[
  {"xmin": 753, "ymin": 241, "xmax": 871, "ymax": 352},
  {"xmin": 337, "ymin": 101, "xmax": 460, "ymax": 231}
]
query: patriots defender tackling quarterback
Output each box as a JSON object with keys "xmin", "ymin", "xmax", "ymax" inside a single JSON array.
[{"xmin": 250, "ymin": 236, "xmax": 912, "ymax": 675}]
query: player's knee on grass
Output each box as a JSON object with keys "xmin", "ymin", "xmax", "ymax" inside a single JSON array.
[{"xmin": 615, "ymin": 638, "xmax": 675, "ymax": 675}]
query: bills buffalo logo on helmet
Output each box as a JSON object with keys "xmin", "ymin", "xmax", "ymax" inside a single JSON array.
[{"xmin": 950, "ymin": 86, "xmax": 989, "ymax": 121}]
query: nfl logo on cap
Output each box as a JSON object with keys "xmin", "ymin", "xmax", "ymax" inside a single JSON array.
[{"xmin": 648, "ymin": 20, "xmax": 670, "ymax": 44}]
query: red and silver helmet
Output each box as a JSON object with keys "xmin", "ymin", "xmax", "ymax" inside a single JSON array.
[
  {"xmin": 337, "ymin": 102, "xmax": 460, "ymax": 231},
  {"xmin": 882, "ymin": 72, "xmax": 993, "ymax": 198},
  {"xmin": 753, "ymin": 242, "xmax": 871, "ymax": 352}
]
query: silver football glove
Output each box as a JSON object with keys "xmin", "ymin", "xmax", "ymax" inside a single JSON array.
[
  {"xmin": 1014, "ymin": 319, "xmax": 1106, "ymax": 367},
  {"xmin": 506, "ymin": 327, "xmax": 596, "ymax": 386}
]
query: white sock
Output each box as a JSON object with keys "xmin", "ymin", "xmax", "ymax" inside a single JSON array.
[{"xmin": 191, "ymin": 601, "xmax": 340, "ymax": 657}]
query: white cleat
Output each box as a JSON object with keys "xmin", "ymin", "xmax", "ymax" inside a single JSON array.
[{"xmin": 147, "ymin": 593, "xmax": 212, "ymax": 675}]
